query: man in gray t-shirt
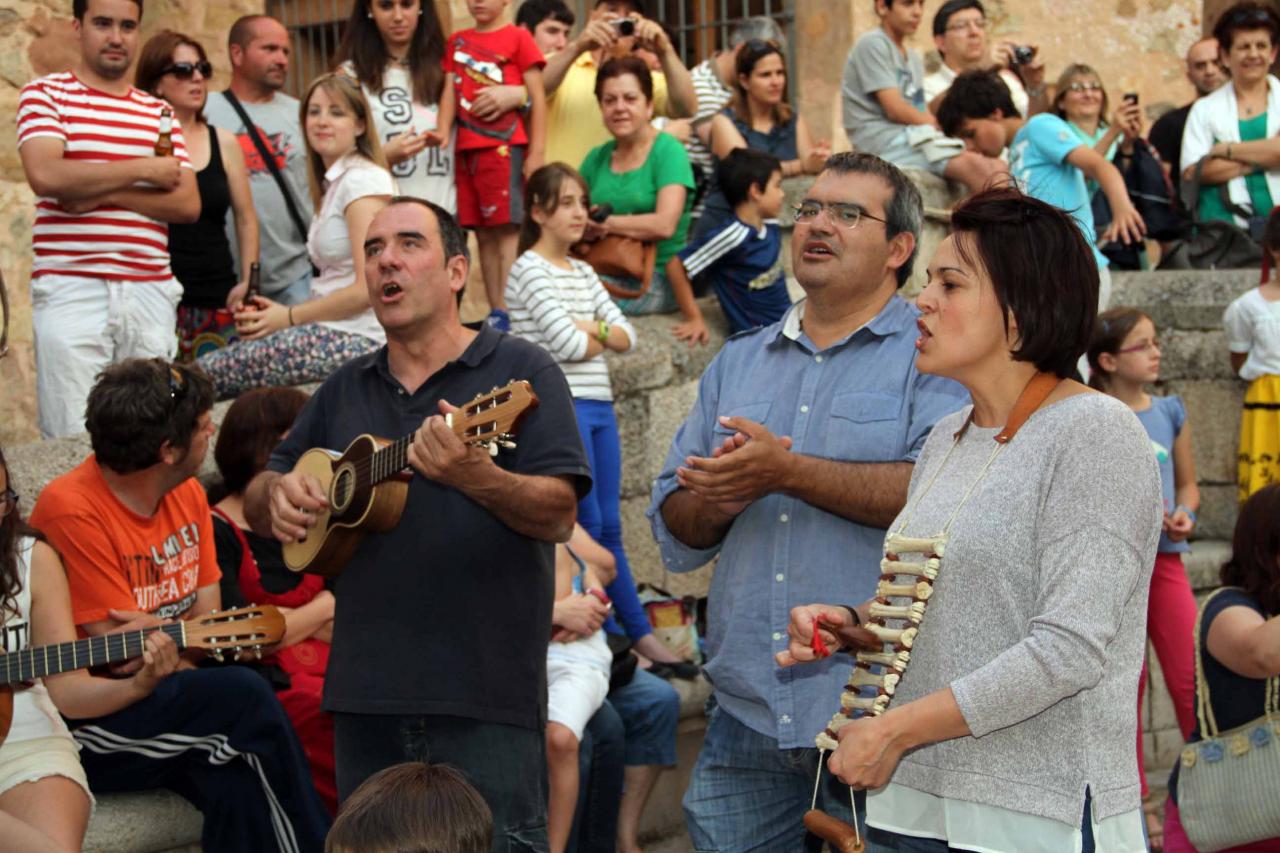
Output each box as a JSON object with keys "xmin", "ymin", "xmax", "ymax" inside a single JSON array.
[
  {"xmin": 841, "ymin": 0, "xmax": 1003, "ymax": 194},
  {"xmin": 204, "ymin": 15, "xmax": 313, "ymax": 303}
]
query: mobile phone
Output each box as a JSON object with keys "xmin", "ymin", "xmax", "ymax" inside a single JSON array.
[
  {"xmin": 1123, "ymin": 92, "xmax": 1139, "ymax": 105},
  {"xmin": 589, "ymin": 203, "xmax": 613, "ymax": 223}
]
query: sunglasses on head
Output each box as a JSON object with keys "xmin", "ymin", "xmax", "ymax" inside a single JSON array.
[
  {"xmin": 743, "ymin": 38, "xmax": 782, "ymax": 53},
  {"xmin": 163, "ymin": 61, "xmax": 212, "ymax": 80}
]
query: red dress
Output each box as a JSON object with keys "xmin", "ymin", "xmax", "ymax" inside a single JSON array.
[{"xmin": 211, "ymin": 507, "xmax": 337, "ymax": 814}]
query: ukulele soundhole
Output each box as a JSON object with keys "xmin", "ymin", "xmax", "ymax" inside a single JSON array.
[{"xmin": 331, "ymin": 464, "xmax": 356, "ymax": 514}]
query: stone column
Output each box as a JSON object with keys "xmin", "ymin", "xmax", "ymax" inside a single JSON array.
[{"xmin": 792, "ymin": 0, "xmax": 855, "ymax": 151}]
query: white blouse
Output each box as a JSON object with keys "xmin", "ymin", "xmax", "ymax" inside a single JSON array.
[
  {"xmin": 1224, "ymin": 286, "xmax": 1280, "ymax": 380},
  {"xmin": 307, "ymin": 152, "xmax": 395, "ymax": 343}
]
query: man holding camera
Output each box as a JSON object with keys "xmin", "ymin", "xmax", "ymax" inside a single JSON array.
[
  {"xmin": 922, "ymin": 0, "xmax": 1047, "ymax": 119},
  {"xmin": 543, "ymin": 0, "xmax": 697, "ymax": 168}
]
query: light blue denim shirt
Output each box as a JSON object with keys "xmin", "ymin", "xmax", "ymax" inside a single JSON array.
[{"xmin": 647, "ymin": 296, "xmax": 969, "ymax": 748}]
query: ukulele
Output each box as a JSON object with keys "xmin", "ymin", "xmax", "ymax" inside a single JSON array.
[
  {"xmin": 283, "ymin": 381, "xmax": 539, "ymax": 578},
  {"xmin": 0, "ymin": 604, "xmax": 284, "ymax": 747}
]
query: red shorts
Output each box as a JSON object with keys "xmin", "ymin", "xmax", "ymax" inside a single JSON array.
[{"xmin": 456, "ymin": 144, "xmax": 525, "ymax": 228}]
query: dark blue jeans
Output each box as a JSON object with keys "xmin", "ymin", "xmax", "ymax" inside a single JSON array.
[
  {"xmin": 568, "ymin": 701, "xmax": 626, "ymax": 853},
  {"xmin": 333, "ymin": 712, "xmax": 548, "ymax": 853},
  {"xmin": 865, "ymin": 789, "xmax": 1098, "ymax": 852},
  {"xmin": 683, "ymin": 701, "xmax": 864, "ymax": 853}
]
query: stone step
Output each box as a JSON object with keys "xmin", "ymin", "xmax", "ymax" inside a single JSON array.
[{"xmin": 1183, "ymin": 540, "xmax": 1232, "ymax": 592}]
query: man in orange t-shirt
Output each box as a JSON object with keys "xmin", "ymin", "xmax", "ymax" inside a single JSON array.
[{"xmin": 30, "ymin": 358, "xmax": 330, "ymax": 851}]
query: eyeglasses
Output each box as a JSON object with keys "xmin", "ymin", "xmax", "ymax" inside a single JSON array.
[
  {"xmin": 945, "ymin": 18, "xmax": 987, "ymax": 32},
  {"xmin": 1226, "ymin": 7, "xmax": 1274, "ymax": 26},
  {"xmin": 1117, "ymin": 338, "xmax": 1160, "ymax": 354},
  {"xmin": 162, "ymin": 61, "xmax": 212, "ymax": 80},
  {"xmin": 0, "ymin": 488, "xmax": 18, "ymax": 517},
  {"xmin": 1067, "ymin": 81, "xmax": 1104, "ymax": 93},
  {"xmin": 793, "ymin": 201, "xmax": 888, "ymax": 230}
]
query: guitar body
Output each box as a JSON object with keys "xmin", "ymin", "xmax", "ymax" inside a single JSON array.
[{"xmin": 283, "ymin": 435, "xmax": 409, "ymax": 578}]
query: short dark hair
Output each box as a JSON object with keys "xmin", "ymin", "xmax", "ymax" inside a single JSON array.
[
  {"xmin": 384, "ymin": 196, "xmax": 470, "ymax": 306},
  {"xmin": 325, "ymin": 763, "xmax": 493, "ymax": 853},
  {"xmin": 85, "ymin": 359, "xmax": 215, "ymax": 474},
  {"xmin": 932, "ymin": 0, "xmax": 984, "ymax": 39},
  {"xmin": 1212, "ymin": 1, "xmax": 1280, "ymax": 51},
  {"xmin": 595, "ymin": 55, "xmax": 654, "ymax": 102},
  {"xmin": 719, "ymin": 148, "xmax": 781, "ymax": 208},
  {"xmin": 948, "ymin": 186, "xmax": 1098, "ymax": 379},
  {"xmin": 594, "ymin": 0, "xmax": 649, "ymax": 16},
  {"xmin": 820, "ymin": 152, "xmax": 923, "ymax": 287},
  {"xmin": 936, "ymin": 69, "xmax": 1020, "ymax": 137},
  {"xmin": 214, "ymin": 387, "xmax": 309, "ymax": 495},
  {"xmin": 1264, "ymin": 204, "xmax": 1280, "ymax": 254},
  {"xmin": 1221, "ymin": 483, "xmax": 1280, "ymax": 616},
  {"xmin": 1086, "ymin": 307, "xmax": 1151, "ymax": 391},
  {"xmin": 516, "ymin": 0, "xmax": 575, "ymax": 32},
  {"xmin": 74, "ymin": 0, "xmax": 142, "ymax": 21},
  {"xmin": 228, "ymin": 14, "xmax": 276, "ymax": 51}
]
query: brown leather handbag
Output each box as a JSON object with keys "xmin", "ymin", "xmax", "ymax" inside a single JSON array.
[{"xmin": 571, "ymin": 236, "xmax": 657, "ymax": 300}]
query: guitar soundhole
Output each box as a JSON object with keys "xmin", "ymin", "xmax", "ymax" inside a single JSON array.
[{"xmin": 332, "ymin": 467, "xmax": 355, "ymax": 513}]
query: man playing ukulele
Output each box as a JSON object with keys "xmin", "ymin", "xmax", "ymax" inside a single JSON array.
[{"xmin": 246, "ymin": 197, "xmax": 591, "ymax": 852}]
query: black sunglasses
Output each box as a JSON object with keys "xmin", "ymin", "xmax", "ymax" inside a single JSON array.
[
  {"xmin": 743, "ymin": 38, "xmax": 782, "ymax": 54},
  {"xmin": 162, "ymin": 61, "xmax": 212, "ymax": 80}
]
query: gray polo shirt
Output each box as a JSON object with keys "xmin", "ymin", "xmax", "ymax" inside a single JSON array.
[{"xmin": 841, "ymin": 27, "xmax": 926, "ymax": 154}]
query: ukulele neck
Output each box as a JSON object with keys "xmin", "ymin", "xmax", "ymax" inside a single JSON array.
[
  {"xmin": 368, "ymin": 434, "xmax": 415, "ymax": 486},
  {"xmin": 0, "ymin": 623, "xmax": 186, "ymax": 683}
]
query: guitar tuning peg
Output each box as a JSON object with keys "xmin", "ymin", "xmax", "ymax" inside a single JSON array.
[
  {"xmin": 498, "ymin": 440, "xmax": 517, "ymax": 450},
  {"xmin": 487, "ymin": 441, "xmax": 499, "ymax": 458},
  {"xmin": 212, "ymin": 649, "xmax": 224, "ymax": 663},
  {"xmin": 253, "ymin": 646, "xmax": 264, "ymax": 660}
]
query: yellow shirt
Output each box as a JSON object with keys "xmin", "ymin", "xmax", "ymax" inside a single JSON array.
[{"xmin": 546, "ymin": 52, "xmax": 672, "ymax": 169}]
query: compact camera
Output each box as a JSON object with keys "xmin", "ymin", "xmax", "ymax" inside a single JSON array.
[
  {"xmin": 612, "ymin": 17, "xmax": 637, "ymax": 36},
  {"xmin": 1011, "ymin": 45, "xmax": 1035, "ymax": 65}
]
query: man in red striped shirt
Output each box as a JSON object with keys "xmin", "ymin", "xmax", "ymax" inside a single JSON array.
[{"xmin": 17, "ymin": 0, "xmax": 200, "ymax": 439}]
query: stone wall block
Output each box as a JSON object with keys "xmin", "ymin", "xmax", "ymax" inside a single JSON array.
[
  {"xmin": 1158, "ymin": 330, "xmax": 1235, "ymax": 381},
  {"xmin": 1183, "ymin": 540, "xmax": 1231, "ymax": 591},
  {"xmin": 1112, "ymin": 270, "xmax": 1255, "ymax": 330},
  {"xmin": 614, "ymin": 393, "xmax": 650, "ymax": 500},
  {"xmin": 1195, "ymin": 484, "xmax": 1239, "ymax": 541},
  {"xmin": 622, "ymin": 490, "xmax": 717, "ymax": 598},
  {"xmin": 1161, "ymin": 379, "xmax": 1244, "ymax": 484},
  {"xmin": 641, "ymin": 377, "xmax": 701, "ymax": 491}
]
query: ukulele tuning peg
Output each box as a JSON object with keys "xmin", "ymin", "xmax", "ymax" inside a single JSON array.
[
  {"xmin": 498, "ymin": 440, "xmax": 516, "ymax": 450},
  {"xmin": 211, "ymin": 649, "xmax": 225, "ymax": 663},
  {"xmin": 253, "ymin": 647, "xmax": 264, "ymax": 660},
  {"xmin": 487, "ymin": 441, "xmax": 500, "ymax": 458}
]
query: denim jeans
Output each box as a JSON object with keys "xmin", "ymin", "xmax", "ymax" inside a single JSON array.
[
  {"xmin": 864, "ymin": 789, "xmax": 1097, "ymax": 852},
  {"xmin": 609, "ymin": 667, "xmax": 680, "ymax": 767},
  {"xmin": 333, "ymin": 712, "xmax": 548, "ymax": 853},
  {"xmin": 569, "ymin": 701, "xmax": 625, "ymax": 853},
  {"xmin": 683, "ymin": 701, "xmax": 864, "ymax": 853}
]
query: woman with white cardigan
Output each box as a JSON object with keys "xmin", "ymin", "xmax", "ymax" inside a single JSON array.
[{"xmin": 1181, "ymin": 2, "xmax": 1280, "ymax": 228}]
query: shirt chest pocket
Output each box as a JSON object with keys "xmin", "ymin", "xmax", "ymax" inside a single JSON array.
[
  {"xmin": 824, "ymin": 391, "xmax": 903, "ymax": 462},
  {"xmin": 712, "ymin": 401, "xmax": 773, "ymax": 443}
]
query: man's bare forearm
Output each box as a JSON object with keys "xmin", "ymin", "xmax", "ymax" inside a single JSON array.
[
  {"xmin": 244, "ymin": 470, "xmax": 282, "ymax": 538},
  {"xmin": 780, "ymin": 456, "xmax": 913, "ymax": 529},
  {"xmin": 460, "ymin": 469, "xmax": 578, "ymax": 542},
  {"xmin": 660, "ymin": 488, "xmax": 735, "ymax": 550}
]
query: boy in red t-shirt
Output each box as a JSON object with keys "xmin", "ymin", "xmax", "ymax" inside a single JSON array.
[{"xmin": 435, "ymin": 0, "xmax": 547, "ymax": 331}]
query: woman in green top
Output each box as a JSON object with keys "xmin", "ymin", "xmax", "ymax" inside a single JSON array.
[
  {"xmin": 579, "ymin": 55, "xmax": 708, "ymax": 344},
  {"xmin": 1181, "ymin": 2, "xmax": 1280, "ymax": 226},
  {"xmin": 1053, "ymin": 63, "xmax": 1143, "ymax": 199}
]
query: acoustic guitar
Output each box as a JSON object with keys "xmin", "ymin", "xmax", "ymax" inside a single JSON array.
[
  {"xmin": 283, "ymin": 381, "xmax": 539, "ymax": 578},
  {"xmin": 0, "ymin": 604, "xmax": 285, "ymax": 747}
]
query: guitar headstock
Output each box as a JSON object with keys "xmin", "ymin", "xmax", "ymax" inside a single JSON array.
[
  {"xmin": 452, "ymin": 380, "xmax": 540, "ymax": 455},
  {"xmin": 184, "ymin": 604, "xmax": 285, "ymax": 662}
]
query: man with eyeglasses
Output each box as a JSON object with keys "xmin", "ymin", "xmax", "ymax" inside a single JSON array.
[
  {"xmin": 648, "ymin": 152, "xmax": 968, "ymax": 851},
  {"xmin": 1149, "ymin": 38, "xmax": 1226, "ymax": 197},
  {"xmin": 29, "ymin": 358, "xmax": 332, "ymax": 851},
  {"xmin": 205, "ymin": 15, "xmax": 315, "ymax": 307},
  {"xmin": 922, "ymin": 0, "xmax": 1047, "ymax": 120},
  {"xmin": 17, "ymin": 0, "xmax": 199, "ymax": 439}
]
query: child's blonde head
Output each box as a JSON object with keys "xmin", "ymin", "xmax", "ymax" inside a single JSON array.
[{"xmin": 324, "ymin": 763, "xmax": 492, "ymax": 853}]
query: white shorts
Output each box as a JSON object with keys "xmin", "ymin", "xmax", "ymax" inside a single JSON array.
[
  {"xmin": 546, "ymin": 645, "xmax": 610, "ymax": 741},
  {"xmin": 0, "ymin": 734, "xmax": 94, "ymax": 807},
  {"xmin": 30, "ymin": 274, "xmax": 181, "ymax": 438}
]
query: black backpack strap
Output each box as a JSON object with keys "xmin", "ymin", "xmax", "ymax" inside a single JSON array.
[{"xmin": 221, "ymin": 90, "xmax": 311, "ymax": 243}]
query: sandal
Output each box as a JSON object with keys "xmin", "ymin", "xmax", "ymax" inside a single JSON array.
[{"xmin": 1144, "ymin": 798, "xmax": 1164, "ymax": 852}]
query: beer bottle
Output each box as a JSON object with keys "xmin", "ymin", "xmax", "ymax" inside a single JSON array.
[
  {"xmin": 246, "ymin": 262, "xmax": 261, "ymax": 301},
  {"xmin": 155, "ymin": 107, "xmax": 174, "ymax": 157}
]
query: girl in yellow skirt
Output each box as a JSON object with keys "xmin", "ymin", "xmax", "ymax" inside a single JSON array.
[{"xmin": 1225, "ymin": 210, "xmax": 1280, "ymax": 500}]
